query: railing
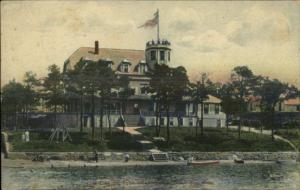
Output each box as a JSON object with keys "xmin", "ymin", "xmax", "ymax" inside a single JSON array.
[{"xmin": 140, "ymin": 111, "xmax": 188, "ymax": 117}]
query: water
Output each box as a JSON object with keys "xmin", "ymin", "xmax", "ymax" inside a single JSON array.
[{"xmin": 2, "ymin": 163, "xmax": 300, "ymax": 190}]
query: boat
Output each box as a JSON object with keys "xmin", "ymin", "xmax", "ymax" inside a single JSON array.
[
  {"xmin": 233, "ymin": 154, "xmax": 244, "ymax": 164},
  {"xmin": 276, "ymin": 160, "xmax": 295, "ymax": 164},
  {"xmin": 234, "ymin": 159, "xmax": 244, "ymax": 164},
  {"xmin": 187, "ymin": 160, "xmax": 220, "ymax": 166}
]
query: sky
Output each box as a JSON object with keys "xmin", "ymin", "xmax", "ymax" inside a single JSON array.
[{"xmin": 1, "ymin": 1, "xmax": 300, "ymax": 87}]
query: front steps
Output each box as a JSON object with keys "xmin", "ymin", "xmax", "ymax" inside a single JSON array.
[{"xmin": 123, "ymin": 115, "xmax": 144, "ymax": 126}]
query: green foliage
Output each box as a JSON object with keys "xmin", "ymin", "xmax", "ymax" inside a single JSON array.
[
  {"xmin": 219, "ymin": 84, "xmax": 240, "ymax": 115},
  {"xmin": 147, "ymin": 64, "xmax": 189, "ymax": 141},
  {"xmin": 189, "ymin": 73, "xmax": 215, "ymax": 136},
  {"xmin": 1, "ymin": 80, "xmax": 26, "ymax": 113},
  {"xmin": 42, "ymin": 64, "xmax": 67, "ymax": 111},
  {"xmin": 7, "ymin": 129, "xmax": 143, "ymax": 152},
  {"xmin": 139, "ymin": 127, "xmax": 294, "ymax": 152},
  {"xmin": 106, "ymin": 131, "xmax": 143, "ymax": 151},
  {"xmin": 275, "ymin": 129, "xmax": 300, "ymax": 150}
]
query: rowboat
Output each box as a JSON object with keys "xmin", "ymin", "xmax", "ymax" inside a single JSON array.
[
  {"xmin": 187, "ymin": 160, "xmax": 220, "ymax": 166},
  {"xmin": 234, "ymin": 159, "xmax": 244, "ymax": 164}
]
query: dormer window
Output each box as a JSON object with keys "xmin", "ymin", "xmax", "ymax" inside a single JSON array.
[
  {"xmin": 104, "ymin": 58, "xmax": 113, "ymax": 68},
  {"xmin": 122, "ymin": 64, "xmax": 129, "ymax": 72},
  {"xmin": 139, "ymin": 64, "xmax": 148, "ymax": 74},
  {"xmin": 119, "ymin": 59, "xmax": 131, "ymax": 73}
]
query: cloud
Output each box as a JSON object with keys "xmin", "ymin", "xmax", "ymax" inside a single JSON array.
[
  {"xmin": 177, "ymin": 30, "xmax": 235, "ymax": 52},
  {"xmin": 228, "ymin": 5, "xmax": 291, "ymax": 46}
]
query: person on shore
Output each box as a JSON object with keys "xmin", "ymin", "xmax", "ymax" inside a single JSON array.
[
  {"xmin": 125, "ymin": 153, "xmax": 130, "ymax": 162},
  {"xmin": 94, "ymin": 150, "xmax": 98, "ymax": 163},
  {"xmin": 187, "ymin": 156, "xmax": 194, "ymax": 163},
  {"xmin": 25, "ymin": 130, "xmax": 30, "ymax": 142},
  {"xmin": 22, "ymin": 132, "xmax": 26, "ymax": 142}
]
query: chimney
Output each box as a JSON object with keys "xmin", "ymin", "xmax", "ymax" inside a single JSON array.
[{"xmin": 95, "ymin": 41, "xmax": 99, "ymax": 54}]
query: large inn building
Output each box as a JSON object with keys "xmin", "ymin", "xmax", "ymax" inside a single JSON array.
[{"xmin": 63, "ymin": 40, "xmax": 226, "ymax": 128}]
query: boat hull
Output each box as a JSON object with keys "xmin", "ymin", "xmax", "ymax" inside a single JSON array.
[
  {"xmin": 187, "ymin": 160, "xmax": 220, "ymax": 166},
  {"xmin": 234, "ymin": 159, "xmax": 244, "ymax": 164}
]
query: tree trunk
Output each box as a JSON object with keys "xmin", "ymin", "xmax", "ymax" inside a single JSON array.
[
  {"xmin": 238, "ymin": 117, "xmax": 241, "ymax": 140},
  {"xmin": 166, "ymin": 105, "xmax": 170, "ymax": 144},
  {"xmin": 158, "ymin": 107, "xmax": 162, "ymax": 136},
  {"xmin": 100, "ymin": 98, "xmax": 104, "ymax": 141},
  {"xmin": 25, "ymin": 106, "xmax": 29, "ymax": 129},
  {"xmin": 155, "ymin": 102, "xmax": 159, "ymax": 136},
  {"xmin": 15, "ymin": 105, "xmax": 18, "ymax": 131},
  {"xmin": 271, "ymin": 109, "xmax": 275, "ymax": 141},
  {"xmin": 91, "ymin": 89, "xmax": 95, "ymax": 140},
  {"xmin": 200, "ymin": 101, "xmax": 204, "ymax": 136},
  {"xmin": 80, "ymin": 94, "xmax": 83, "ymax": 132},
  {"xmin": 120, "ymin": 102, "xmax": 125, "ymax": 133},
  {"xmin": 195, "ymin": 102, "xmax": 198, "ymax": 137},
  {"xmin": 108, "ymin": 103, "xmax": 112, "ymax": 135},
  {"xmin": 54, "ymin": 104, "xmax": 57, "ymax": 128},
  {"xmin": 226, "ymin": 114, "xmax": 229, "ymax": 133}
]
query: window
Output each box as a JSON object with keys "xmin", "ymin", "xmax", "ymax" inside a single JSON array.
[
  {"xmin": 160, "ymin": 51, "xmax": 165, "ymax": 61},
  {"xmin": 160, "ymin": 118, "xmax": 164, "ymax": 126},
  {"xmin": 189, "ymin": 118, "xmax": 193, "ymax": 126},
  {"xmin": 122, "ymin": 64, "xmax": 129, "ymax": 72},
  {"xmin": 168, "ymin": 52, "xmax": 170, "ymax": 61},
  {"xmin": 140, "ymin": 84, "xmax": 148, "ymax": 95},
  {"xmin": 204, "ymin": 104, "xmax": 209, "ymax": 114},
  {"xmin": 215, "ymin": 104, "xmax": 220, "ymax": 114},
  {"xmin": 170, "ymin": 117, "xmax": 174, "ymax": 126},
  {"xmin": 139, "ymin": 64, "xmax": 147, "ymax": 74},
  {"xmin": 150, "ymin": 51, "xmax": 156, "ymax": 61},
  {"xmin": 297, "ymin": 105, "xmax": 300, "ymax": 111}
]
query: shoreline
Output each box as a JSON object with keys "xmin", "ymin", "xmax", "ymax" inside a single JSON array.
[
  {"xmin": 6, "ymin": 151, "xmax": 300, "ymax": 162},
  {"xmin": 2, "ymin": 158, "xmax": 291, "ymax": 169}
]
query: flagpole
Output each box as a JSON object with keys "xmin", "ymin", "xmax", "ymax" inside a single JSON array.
[{"xmin": 157, "ymin": 9, "xmax": 159, "ymax": 41}]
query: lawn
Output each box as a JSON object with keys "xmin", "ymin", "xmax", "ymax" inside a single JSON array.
[
  {"xmin": 7, "ymin": 128, "xmax": 142, "ymax": 152},
  {"xmin": 138, "ymin": 127, "xmax": 295, "ymax": 152},
  {"xmin": 6, "ymin": 127, "xmax": 296, "ymax": 152},
  {"xmin": 275, "ymin": 129, "xmax": 300, "ymax": 150}
]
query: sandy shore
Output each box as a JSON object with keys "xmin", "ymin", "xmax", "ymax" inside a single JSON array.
[{"xmin": 1, "ymin": 158, "xmax": 282, "ymax": 169}]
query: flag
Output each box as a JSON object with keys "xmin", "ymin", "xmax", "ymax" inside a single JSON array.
[{"xmin": 138, "ymin": 11, "xmax": 158, "ymax": 28}]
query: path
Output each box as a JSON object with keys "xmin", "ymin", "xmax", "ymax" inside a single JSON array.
[
  {"xmin": 229, "ymin": 125, "xmax": 299, "ymax": 152},
  {"xmin": 116, "ymin": 127, "xmax": 142, "ymax": 135},
  {"xmin": 116, "ymin": 127, "xmax": 159, "ymax": 152}
]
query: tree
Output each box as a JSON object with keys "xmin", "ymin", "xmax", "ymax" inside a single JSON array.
[
  {"xmin": 219, "ymin": 83, "xmax": 240, "ymax": 133},
  {"xmin": 1, "ymin": 80, "xmax": 26, "ymax": 129},
  {"xmin": 148, "ymin": 64, "xmax": 188, "ymax": 143},
  {"xmin": 189, "ymin": 73, "xmax": 211, "ymax": 137},
  {"xmin": 42, "ymin": 65, "xmax": 66, "ymax": 128},
  {"xmin": 256, "ymin": 78, "xmax": 289, "ymax": 141},
  {"xmin": 230, "ymin": 66, "xmax": 256, "ymax": 139},
  {"xmin": 22, "ymin": 72, "xmax": 39, "ymax": 127},
  {"xmin": 147, "ymin": 64, "xmax": 169, "ymax": 137},
  {"xmin": 66, "ymin": 60, "xmax": 88, "ymax": 133},
  {"xmin": 74, "ymin": 59, "xmax": 117, "ymax": 140},
  {"xmin": 117, "ymin": 75, "xmax": 135, "ymax": 133}
]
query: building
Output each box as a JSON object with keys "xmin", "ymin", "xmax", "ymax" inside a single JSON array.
[
  {"xmin": 247, "ymin": 96, "xmax": 300, "ymax": 113},
  {"xmin": 63, "ymin": 40, "xmax": 226, "ymax": 128}
]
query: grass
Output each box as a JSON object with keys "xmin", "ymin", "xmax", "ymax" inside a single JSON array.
[
  {"xmin": 7, "ymin": 128, "xmax": 142, "ymax": 152},
  {"xmin": 138, "ymin": 127, "xmax": 295, "ymax": 152},
  {"xmin": 6, "ymin": 127, "xmax": 296, "ymax": 152},
  {"xmin": 275, "ymin": 129, "xmax": 300, "ymax": 150}
]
